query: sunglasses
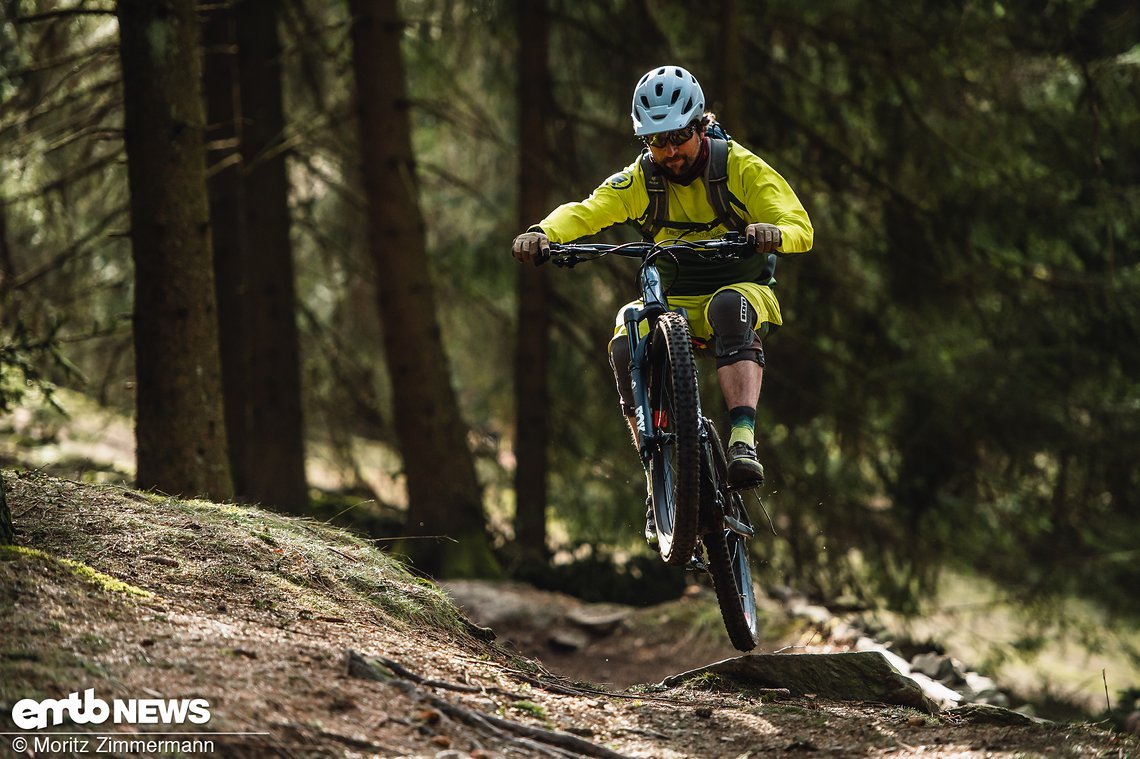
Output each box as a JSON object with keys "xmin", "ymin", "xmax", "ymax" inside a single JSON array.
[{"xmin": 641, "ymin": 122, "xmax": 699, "ymax": 149}]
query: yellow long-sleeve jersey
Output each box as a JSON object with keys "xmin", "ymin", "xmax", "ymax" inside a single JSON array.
[{"xmin": 535, "ymin": 139, "xmax": 813, "ymax": 295}]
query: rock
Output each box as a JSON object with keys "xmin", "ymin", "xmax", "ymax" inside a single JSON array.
[
  {"xmin": 566, "ymin": 605, "xmax": 630, "ymax": 635},
  {"xmin": 906, "ymin": 671, "xmax": 963, "ymax": 709},
  {"xmin": 961, "ymin": 672, "xmax": 1009, "ymax": 707},
  {"xmin": 788, "ymin": 599, "xmax": 833, "ymax": 627},
  {"xmin": 946, "ymin": 703, "xmax": 1041, "ymax": 726},
  {"xmin": 910, "ymin": 652, "xmax": 956, "ymax": 681},
  {"xmin": 852, "ymin": 638, "xmax": 961, "ymax": 709},
  {"xmin": 661, "ymin": 651, "xmax": 938, "ymax": 714},
  {"xmin": 549, "ymin": 628, "xmax": 591, "ymax": 652},
  {"xmin": 854, "ymin": 637, "xmax": 911, "ymax": 675}
]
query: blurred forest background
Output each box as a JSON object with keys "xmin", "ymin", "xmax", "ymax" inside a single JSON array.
[{"xmin": 1, "ymin": 0, "xmax": 1138, "ymax": 651}]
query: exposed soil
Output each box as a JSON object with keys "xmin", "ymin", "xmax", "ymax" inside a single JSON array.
[
  {"xmin": 441, "ymin": 579, "xmax": 804, "ymax": 690},
  {"xmin": 1, "ymin": 470, "xmax": 1135, "ymax": 758}
]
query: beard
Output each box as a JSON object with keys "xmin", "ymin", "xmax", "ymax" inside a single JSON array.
[{"xmin": 661, "ymin": 154, "xmax": 694, "ymax": 176}]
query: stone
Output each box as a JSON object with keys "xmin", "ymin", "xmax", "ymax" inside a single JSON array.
[
  {"xmin": 961, "ymin": 672, "xmax": 1009, "ymax": 707},
  {"xmin": 566, "ymin": 605, "xmax": 631, "ymax": 635},
  {"xmin": 661, "ymin": 651, "xmax": 938, "ymax": 713},
  {"xmin": 910, "ymin": 652, "xmax": 956, "ymax": 681},
  {"xmin": 946, "ymin": 703, "xmax": 1041, "ymax": 726},
  {"xmin": 549, "ymin": 628, "xmax": 591, "ymax": 652}
]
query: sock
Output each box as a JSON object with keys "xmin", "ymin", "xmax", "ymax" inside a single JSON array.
[{"xmin": 728, "ymin": 406, "xmax": 756, "ymax": 448}]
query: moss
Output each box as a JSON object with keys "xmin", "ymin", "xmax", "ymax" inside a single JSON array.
[
  {"xmin": 511, "ymin": 700, "xmax": 548, "ymax": 719},
  {"xmin": 680, "ymin": 671, "xmax": 730, "ymax": 691},
  {"xmin": 0, "ymin": 545, "xmax": 153, "ymax": 598},
  {"xmin": 253, "ymin": 530, "xmax": 279, "ymax": 547}
]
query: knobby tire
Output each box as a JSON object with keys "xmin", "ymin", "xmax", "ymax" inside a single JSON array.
[
  {"xmin": 649, "ymin": 311, "xmax": 701, "ymax": 566},
  {"xmin": 703, "ymin": 422, "xmax": 760, "ymax": 651}
]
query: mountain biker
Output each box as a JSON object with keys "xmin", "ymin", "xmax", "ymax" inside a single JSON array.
[{"xmin": 512, "ymin": 65, "xmax": 813, "ymax": 549}]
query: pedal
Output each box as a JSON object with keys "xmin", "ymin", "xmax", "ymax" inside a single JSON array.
[
  {"xmin": 685, "ymin": 551, "xmax": 707, "ymax": 572},
  {"xmin": 727, "ymin": 476, "xmax": 764, "ymax": 492}
]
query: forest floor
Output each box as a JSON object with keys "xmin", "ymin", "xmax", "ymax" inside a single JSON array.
[{"xmin": 2, "ymin": 470, "xmax": 1136, "ymax": 758}]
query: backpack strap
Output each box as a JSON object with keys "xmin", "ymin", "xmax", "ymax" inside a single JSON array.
[
  {"xmin": 704, "ymin": 137, "xmax": 746, "ymax": 233},
  {"xmin": 638, "ymin": 150, "xmax": 667, "ymax": 241}
]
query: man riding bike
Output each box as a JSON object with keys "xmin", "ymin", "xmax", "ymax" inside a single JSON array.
[{"xmin": 512, "ymin": 65, "xmax": 813, "ymax": 549}]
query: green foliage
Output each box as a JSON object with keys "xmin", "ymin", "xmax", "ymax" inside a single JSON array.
[
  {"xmin": 0, "ymin": 321, "xmax": 79, "ymax": 415},
  {"xmin": 714, "ymin": 0, "xmax": 1140, "ymax": 614},
  {"xmin": 4, "ymin": 0, "xmax": 1138, "ymax": 615}
]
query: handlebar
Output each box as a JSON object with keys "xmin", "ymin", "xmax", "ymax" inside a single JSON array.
[{"xmin": 538, "ymin": 232, "xmax": 754, "ymax": 268}]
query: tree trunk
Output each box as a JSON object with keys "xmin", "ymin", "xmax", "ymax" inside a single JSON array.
[
  {"xmin": 717, "ymin": 0, "xmax": 745, "ymax": 129},
  {"xmin": 0, "ymin": 476, "xmax": 13, "ymax": 545},
  {"xmin": 346, "ymin": 0, "xmax": 499, "ymax": 578},
  {"xmin": 0, "ymin": 205, "xmax": 14, "ymax": 292},
  {"xmin": 118, "ymin": 0, "xmax": 232, "ymax": 500},
  {"xmin": 201, "ymin": 0, "xmax": 252, "ymax": 501},
  {"xmin": 513, "ymin": 0, "xmax": 553, "ymax": 567},
  {"xmin": 234, "ymin": 0, "xmax": 308, "ymax": 512}
]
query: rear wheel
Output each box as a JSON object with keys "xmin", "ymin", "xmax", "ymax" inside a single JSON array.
[
  {"xmin": 648, "ymin": 311, "xmax": 701, "ymax": 566},
  {"xmin": 703, "ymin": 423, "xmax": 760, "ymax": 651},
  {"xmin": 705, "ymin": 518, "xmax": 759, "ymax": 651}
]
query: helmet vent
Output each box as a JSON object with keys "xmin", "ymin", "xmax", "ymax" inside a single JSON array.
[{"xmin": 630, "ymin": 65, "xmax": 704, "ymax": 137}]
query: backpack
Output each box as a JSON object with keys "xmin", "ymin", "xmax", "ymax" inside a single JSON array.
[{"xmin": 637, "ymin": 123, "xmax": 744, "ymax": 241}]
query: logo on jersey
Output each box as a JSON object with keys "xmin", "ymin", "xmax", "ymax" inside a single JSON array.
[{"xmin": 607, "ymin": 172, "xmax": 633, "ymax": 190}]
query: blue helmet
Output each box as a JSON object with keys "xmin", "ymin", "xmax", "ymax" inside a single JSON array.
[{"xmin": 631, "ymin": 66, "xmax": 705, "ymax": 136}]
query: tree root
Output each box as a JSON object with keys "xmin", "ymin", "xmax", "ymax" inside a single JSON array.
[{"xmin": 345, "ymin": 650, "xmax": 632, "ymax": 759}]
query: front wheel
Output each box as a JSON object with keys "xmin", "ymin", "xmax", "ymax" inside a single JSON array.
[{"xmin": 648, "ymin": 311, "xmax": 701, "ymax": 566}]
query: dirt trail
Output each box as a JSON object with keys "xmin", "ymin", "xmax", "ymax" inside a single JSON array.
[
  {"xmin": 1, "ymin": 471, "xmax": 1134, "ymax": 758},
  {"xmin": 442, "ymin": 579, "xmax": 802, "ymax": 689}
]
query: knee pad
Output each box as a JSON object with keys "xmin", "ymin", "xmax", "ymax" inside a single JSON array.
[
  {"xmin": 707, "ymin": 290, "xmax": 766, "ymax": 368},
  {"xmin": 608, "ymin": 335, "xmax": 635, "ymax": 415}
]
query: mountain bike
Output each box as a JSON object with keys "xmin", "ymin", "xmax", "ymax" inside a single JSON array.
[{"xmin": 540, "ymin": 233, "xmax": 762, "ymax": 651}]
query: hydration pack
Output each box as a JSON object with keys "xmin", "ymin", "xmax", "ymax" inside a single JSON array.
[{"xmin": 637, "ymin": 122, "xmax": 744, "ymax": 241}]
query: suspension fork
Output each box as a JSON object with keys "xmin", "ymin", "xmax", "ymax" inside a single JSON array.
[
  {"xmin": 627, "ymin": 311, "xmax": 705, "ymax": 469},
  {"xmin": 626, "ymin": 309, "xmax": 656, "ymax": 469}
]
